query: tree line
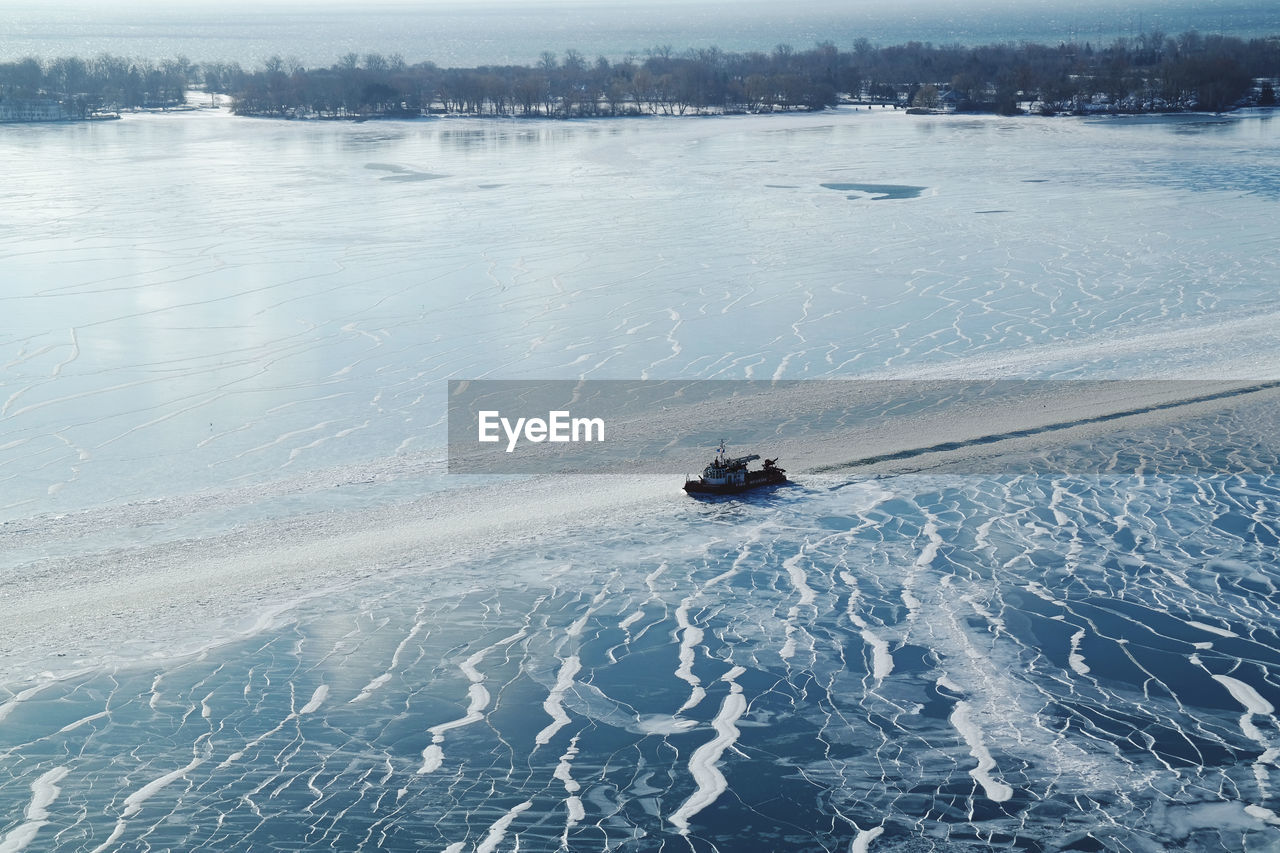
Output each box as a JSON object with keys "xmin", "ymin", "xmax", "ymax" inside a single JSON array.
[
  {"xmin": 1, "ymin": 30, "xmax": 1277, "ymax": 121},
  {"xmin": 0, "ymin": 55, "xmax": 190, "ymax": 116}
]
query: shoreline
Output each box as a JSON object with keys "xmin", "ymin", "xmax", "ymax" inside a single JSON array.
[
  {"xmin": 5, "ymin": 28, "xmax": 1276, "ymax": 124},
  {"xmin": 9, "ymin": 99, "xmax": 1275, "ymax": 127}
]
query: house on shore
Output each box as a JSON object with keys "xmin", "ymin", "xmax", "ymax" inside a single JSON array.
[{"xmin": 938, "ymin": 89, "xmax": 964, "ymax": 112}]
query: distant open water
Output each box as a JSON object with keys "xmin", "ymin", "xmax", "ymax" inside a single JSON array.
[{"xmin": 2, "ymin": 0, "xmax": 1279, "ymax": 68}]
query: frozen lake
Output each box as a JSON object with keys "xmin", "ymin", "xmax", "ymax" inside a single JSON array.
[
  {"xmin": 5, "ymin": 107, "xmax": 1280, "ymax": 515},
  {"xmin": 2, "ymin": 107, "xmax": 1280, "ymax": 851}
]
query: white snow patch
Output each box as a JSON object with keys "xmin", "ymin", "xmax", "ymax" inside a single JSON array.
[
  {"xmin": 0, "ymin": 767, "xmax": 70, "ymax": 853},
  {"xmin": 951, "ymin": 701, "xmax": 1013, "ymax": 803},
  {"xmin": 669, "ymin": 666, "xmax": 749, "ymax": 833}
]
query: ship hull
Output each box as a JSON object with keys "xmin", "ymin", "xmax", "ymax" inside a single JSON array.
[{"xmin": 683, "ymin": 470, "xmax": 788, "ymax": 495}]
